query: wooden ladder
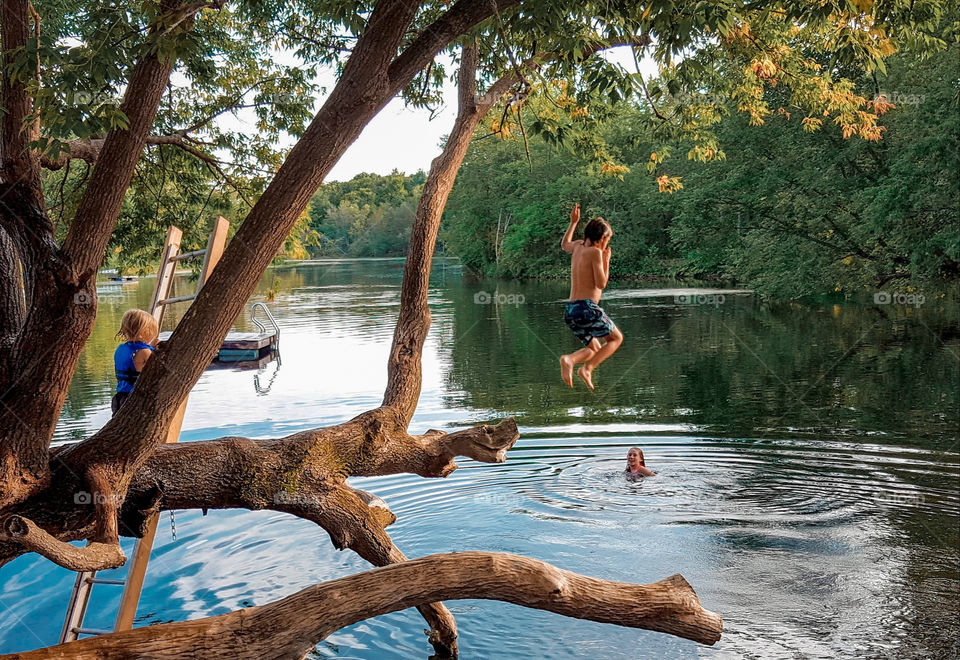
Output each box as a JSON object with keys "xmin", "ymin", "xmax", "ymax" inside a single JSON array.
[{"xmin": 59, "ymin": 216, "xmax": 229, "ymax": 643}]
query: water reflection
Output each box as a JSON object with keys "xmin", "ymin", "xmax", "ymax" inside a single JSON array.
[{"xmin": 1, "ymin": 259, "xmax": 956, "ymax": 659}]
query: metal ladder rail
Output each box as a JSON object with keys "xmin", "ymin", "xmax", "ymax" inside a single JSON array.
[
  {"xmin": 58, "ymin": 216, "xmax": 229, "ymax": 643},
  {"xmin": 250, "ymin": 302, "xmax": 281, "ymax": 350}
]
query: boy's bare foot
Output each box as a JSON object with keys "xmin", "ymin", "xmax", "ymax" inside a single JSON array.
[
  {"xmin": 560, "ymin": 355, "xmax": 575, "ymax": 387},
  {"xmin": 577, "ymin": 365, "xmax": 595, "ymax": 390}
]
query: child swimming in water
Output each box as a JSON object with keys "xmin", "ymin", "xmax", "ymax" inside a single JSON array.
[
  {"xmin": 559, "ymin": 203, "xmax": 623, "ymax": 390},
  {"xmin": 625, "ymin": 447, "xmax": 656, "ymax": 478}
]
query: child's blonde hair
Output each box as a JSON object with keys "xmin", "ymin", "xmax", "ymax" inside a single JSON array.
[{"xmin": 117, "ymin": 309, "xmax": 158, "ymax": 343}]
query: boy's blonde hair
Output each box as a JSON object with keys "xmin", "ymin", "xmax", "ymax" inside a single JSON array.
[{"xmin": 117, "ymin": 309, "xmax": 158, "ymax": 343}]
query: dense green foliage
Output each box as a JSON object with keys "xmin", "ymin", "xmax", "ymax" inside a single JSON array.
[
  {"xmin": 442, "ymin": 43, "xmax": 959, "ymax": 298},
  {"xmin": 305, "ymin": 171, "xmax": 426, "ymax": 257},
  {"xmin": 28, "ymin": 1, "xmax": 954, "ymax": 285}
]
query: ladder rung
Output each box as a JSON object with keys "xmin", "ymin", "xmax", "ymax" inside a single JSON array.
[
  {"xmin": 173, "ymin": 249, "xmax": 205, "ymax": 262},
  {"xmin": 158, "ymin": 294, "xmax": 196, "ymax": 306},
  {"xmin": 74, "ymin": 627, "xmax": 112, "ymax": 636},
  {"xmin": 88, "ymin": 577, "xmax": 125, "ymax": 585}
]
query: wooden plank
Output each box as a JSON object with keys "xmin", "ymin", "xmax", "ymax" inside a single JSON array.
[
  {"xmin": 157, "ymin": 330, "xmax": 277, "ymax": 352},
  {"xmin": 198, "ymin": 216, "xmax": 229, "ymax": 290},
  {"xmin": 220, "ymin": 332, "xmax": 277, "ymax": 351},
  {"xmin": 148, "ymin": 226, "xmax": 183, "ymax": 327},
  {"xmin": 113, "ymin": 397, "xmax": 187, "ymax": 631},
  {"xmin": 60, "ymin": 572, "xmax": 94, "ymax": 643}
]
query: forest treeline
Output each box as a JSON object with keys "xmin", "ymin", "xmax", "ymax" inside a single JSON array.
[
  {"xmin": 300, "ymin": 43, "xmax": 958, "ymax": 297},
  {"xmin": 441, "ymin": 43, "xmax": 958, "ymax": 297},
  {"xmin": 73, "ymin": 44, "xmax": 957, "ymax": 299}
]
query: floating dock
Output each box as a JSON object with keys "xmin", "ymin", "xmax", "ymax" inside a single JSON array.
[
  {"xmin": 157, "ymin": 329, "xmax": 278, "ymax": 365},
  {"xmin": 158, "ymin": 302, "xmax": 280, "ymax": 368}
]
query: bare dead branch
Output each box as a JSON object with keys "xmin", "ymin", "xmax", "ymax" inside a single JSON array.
[{"xmin": 7, "ymin": 553, "xmax": 721, "ymax": 659}]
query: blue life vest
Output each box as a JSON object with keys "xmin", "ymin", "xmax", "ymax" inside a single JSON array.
[{"xmin": 114, "ymin": 341, "xmax": 154, "ymax": 393}]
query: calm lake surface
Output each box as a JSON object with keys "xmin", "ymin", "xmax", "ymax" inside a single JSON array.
[{"xmin": 2, "ymin": 259, "xmax": 958, "ymax": 658}]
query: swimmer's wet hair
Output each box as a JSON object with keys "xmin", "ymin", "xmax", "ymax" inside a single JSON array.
[{"xmin": 584, "ymin": 217, "xmax": 612, "ymax": 243}]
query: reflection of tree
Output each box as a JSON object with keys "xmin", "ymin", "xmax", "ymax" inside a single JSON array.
[
  {"xmin": 444, "ymin": 288, "xmax": 959, "ymax": 444},
  {"xmin": 65, "ymin": 265, "xmax": 959, "ymax": 448}
]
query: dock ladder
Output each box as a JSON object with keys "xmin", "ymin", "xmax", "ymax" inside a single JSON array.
[{"xmin": 59, "ymin": 216, "xmax": 230, "ymax": 643}]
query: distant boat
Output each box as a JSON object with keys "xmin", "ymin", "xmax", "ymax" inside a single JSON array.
[{"xmin": 99, "ymin": 269, "xmax": 138, "ymax": 282}]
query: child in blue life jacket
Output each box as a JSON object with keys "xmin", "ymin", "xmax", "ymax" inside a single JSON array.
[{"xmin": 113, "ymin": 309, "xmax": 159, "ymax": 415}]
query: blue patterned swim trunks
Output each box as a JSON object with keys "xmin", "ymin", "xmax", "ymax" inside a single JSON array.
[{"xmin": 564, "ymin": 299, "xmax": 615, "ymax": 346}]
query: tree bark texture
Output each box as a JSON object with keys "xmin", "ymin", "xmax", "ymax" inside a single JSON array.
[{"xmin": 3, "ymin": 553, "xmax": 722, "ymax": 660}]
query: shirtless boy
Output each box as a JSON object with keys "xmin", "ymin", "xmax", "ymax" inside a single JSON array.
[{"xmin": 559, "ymin": 203, "xmax": 623, "ymax": 389}]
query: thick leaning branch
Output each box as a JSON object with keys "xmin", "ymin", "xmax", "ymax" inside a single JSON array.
[
  {"xmin": 387, "ymin": 0, "xmax": 521, "ymax": 91},
  {"xmin": 7, "ymin": 552, "xmax": 722, "ymax": 659},
  {"xmin": 60, "ymin": 0, "xmax": 201, "ymax": 276},
  {"xmin": 0, "ymin": 416, "xmax": 518, "ymax": 594}
]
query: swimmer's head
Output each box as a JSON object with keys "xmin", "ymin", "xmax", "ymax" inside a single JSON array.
[{"xmin": 626, "ymin": 447, "xmax": 645, "ymax": 468}]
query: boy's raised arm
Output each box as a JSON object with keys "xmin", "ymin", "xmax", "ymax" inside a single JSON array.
[{"xmin": 561, "ymin": 203, "xmax": 580, "ymax": 253}]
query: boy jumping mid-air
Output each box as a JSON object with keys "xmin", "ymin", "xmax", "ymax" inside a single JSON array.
[{"xmin": 560, "ymin": 203, "xmax": 623, "ymax": 390}]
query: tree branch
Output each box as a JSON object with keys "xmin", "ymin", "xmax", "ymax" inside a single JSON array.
[
  {"xmin": 0, "ymin": 515, "xmax": 125, "ymax": 571},
  {"xmin": 7, "ymin": 553, "xmax": 721, "ymax": 658},
  {"xmin": 387, "ymin": 0, "xmax": 522, "ymax": 92},
  {"xmin": 382, "ymin": 36, "xmax": 638, "ymax": 420},
  {"xmin": 1, "ymin": 0, "xmax": 42, "ymax": 198},
  {"xmin": 63, "ymin": 0, "xmax": 512, "ymax": 482}
]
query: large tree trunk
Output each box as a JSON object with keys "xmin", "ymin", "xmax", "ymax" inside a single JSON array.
[
  {"xmin": 4, "ymin": 553, "xmax": 722, "ymax": 660},
  {"xmin": 0, "ymin": 0, "xmax": 192, "ymax": 510}
]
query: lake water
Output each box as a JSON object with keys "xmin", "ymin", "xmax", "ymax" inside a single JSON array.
[{"xmin": 2, "ymin": 259, "xmax": 957, "ymax": 658}]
